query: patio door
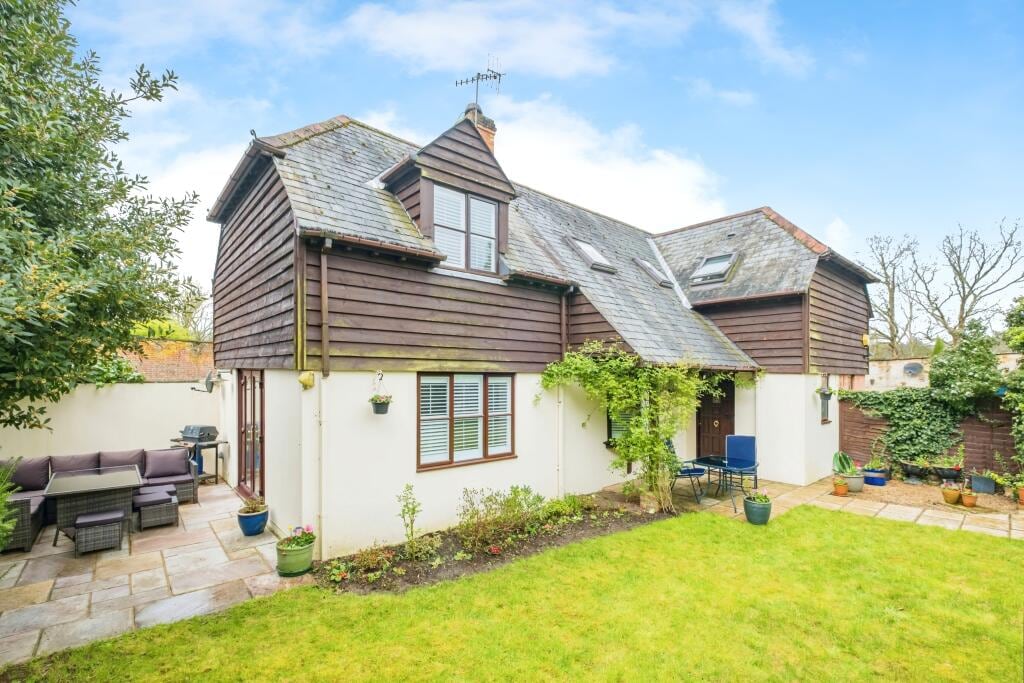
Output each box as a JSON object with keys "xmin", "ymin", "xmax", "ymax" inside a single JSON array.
[
  {"xmin": 697, "ymin": 380, "xmax": 734, "ymax": 457},
  {"xmin": 237, "ymin": 369, "xmax": 265, "ymax": 498}
]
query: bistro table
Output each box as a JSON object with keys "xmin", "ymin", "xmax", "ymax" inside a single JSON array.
[
  {"xmin": 691, "ymin": 455, "xmax": 750, "ymax": 511},
  {"xmin": 43, "ymin": 465, "xmax": 142, "ymax": 546}
]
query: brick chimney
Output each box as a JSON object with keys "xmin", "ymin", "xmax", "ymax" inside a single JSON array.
[{"xmin": 462, "ymin": 102, "xmax": 496, "ymax": 153}]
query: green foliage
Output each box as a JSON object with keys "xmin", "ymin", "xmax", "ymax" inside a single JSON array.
[
  {"xmin": 541, "ymin": 341, "xmax": 722, "ymax": 511},
  {"xmin": 839, "ymin": 388, "xmax": 963, "ymax": 464},
  {"xmin": 928, "ymin": 321, "xmax": 1002, "ymax": 414},
  {"xmin": 0, "ymin": 461, "xmax": 18, "ymax": 549},
  {"xmin": 1001, "ymin": 298, "xmax": 1024, "ymax": 462},
  {"xmin": 352, "ymin": 544, "xmax": 396, "ymax": 574},
  {"xmin": 745, "ymin": 488, "xmax": 770, "ymax": 504},
  {"xmin": 832, "ymin": 451, "xmax": 857, "ymax": 474},
  {"xmin": 238, "ymin": 496, "xmax": 266, "ymax": 514},
  {"xmin": 0, "ymin": 2, "xmax": 196, "ymax": 429},
  {"xmin": 81, "ymin": 356, "xmax": 144, "ymax": 386},
  {"xmin": 396, "ymin": 484, "xmax": 437, "ymax": 561},
  {"xmin": 541, "ymin": 493, "xmax": 596, "ymax": 521},
  {"xmin": 1004, "ymin": 297, "xmax": 1024, "ymax": 354},
  {"xmin": 455, "ymin": 486, "xmax": 545, "ymax": 550}
]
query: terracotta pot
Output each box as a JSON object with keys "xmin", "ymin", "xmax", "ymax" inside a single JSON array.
[
  {"xmin": 941, "ymin": 488, "xmax": 961, "ymax": 505},
  {"xmin": 833, "ymin": 483, "xmax": 848, "ymax": 497},
  {"xmin": 961, "ymin": 493, "xmax": 977, "ymax": 508},
  {"xmin": 1017, "ymin": 488, "xmax": 1024, "ymax": 504}
]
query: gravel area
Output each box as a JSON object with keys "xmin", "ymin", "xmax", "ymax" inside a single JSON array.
[{"xmin": 848, "ymin": 478, "xmax": 1019, "ymax": 514}]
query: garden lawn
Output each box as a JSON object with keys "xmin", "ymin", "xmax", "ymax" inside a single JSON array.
[{"xmin": 8, "ymin": 506, "xmax": 1024, "ymax": 682}]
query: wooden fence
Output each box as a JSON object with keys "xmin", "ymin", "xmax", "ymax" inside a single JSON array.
[{"xmin": 839, "ymin": 400, "xmax": 1017, "ymax": 475}]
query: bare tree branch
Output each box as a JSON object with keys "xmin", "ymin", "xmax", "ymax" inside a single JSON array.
[{"xmin": 865, "ymin": 234, "xmax": 916, "ymax": 357}]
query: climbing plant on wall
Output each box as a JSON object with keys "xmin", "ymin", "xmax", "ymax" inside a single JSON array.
[
  {"xmin": 540, "ymin": 340, "xmax": 742, "ymax": 512},
  {"xmin": 1001, "ymin": 297, "xmax": 1024, "ymax": 463}
]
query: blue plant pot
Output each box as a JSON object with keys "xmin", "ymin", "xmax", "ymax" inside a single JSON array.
[
  {"xmin": 864, "ymin": 468, "xmax": 887, "ymax": 486},
  {"xmin": 970, "ymin": 474, "xmax": 996, "ymax": 494},
  {"xmin": 743, "ymin": 498, "xmax": 771, "ymax": 525},
  {"xmin": 237, "ymin": 509, "xmax": 269, "ymax": 536}
]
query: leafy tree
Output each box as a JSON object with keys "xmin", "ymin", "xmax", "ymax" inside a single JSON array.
[
  {"xmin": 928, "ymin": 320, "xmax": 1002, "ymax": 414},
  {"xmin": 0, "ymin": 1, "xmax": 196, "ymax": 429},
  {"xmin": 1001, "ymin": 297, "xmax": 1024, "ymax": 465},
  {"xmin": 0, "ymin": 462, "xmax": 17, "ymax": 550}
]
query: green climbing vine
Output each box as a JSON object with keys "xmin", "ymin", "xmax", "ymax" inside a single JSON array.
[
  {"xmin": 541, "ymin": 340, "xmax": 746, "ymax": 512},
  {"xmin": 838, "ymin": 388, "xmax": 963, "ymax": 464}
]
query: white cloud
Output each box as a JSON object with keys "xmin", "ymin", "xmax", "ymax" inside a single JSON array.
[
  {"xmin": 358, "ymin": 107, "xmax": 429, "ymax": 146},
  {"xmin": 487, "ymin": 95, "xmax": 725, "ymax": 232},
  {"xmin": 716, "ymin": 0, "xmax": 813, "ymax": 76},
  {"xmin": 688, "ymin": 78, "xmax": 756, "ymax": 106},
  {"xmin": 823, "ymin": 216, "xmax": 854, "ymax": 255}
]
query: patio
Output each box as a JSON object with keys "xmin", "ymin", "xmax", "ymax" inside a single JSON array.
[{"xmin": 0, "ymin": 484, "xmax": 310, "ymax": 666}]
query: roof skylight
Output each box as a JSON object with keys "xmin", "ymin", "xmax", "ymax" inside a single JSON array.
[
  {"xmin": 566, "ymin": 237, "xmax": 616, "ymax": 273},
  {"xmin": 690, "ymin": 253, "xmax": 736, "ymax": 284},
  {"xmin": 634, "ymin": 257, "xmax": 673, "ymax": 288}
]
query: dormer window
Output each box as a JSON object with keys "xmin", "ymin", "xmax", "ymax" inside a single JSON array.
[
  {"xmin": 434, "ymin": 184, "xmax": 497, "ymax": 273},
  {"xmin": 566, "ymin": 237, "xmax": 616, "ymax": 273},
  {"xmin": 690, "ymin": 253, "xmax": 737, "ymax": 284}
]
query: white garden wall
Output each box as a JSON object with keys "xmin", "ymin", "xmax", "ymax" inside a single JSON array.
[{"xmin": 0, "ymin": 382, "xmax": 220, "ymax": 458}]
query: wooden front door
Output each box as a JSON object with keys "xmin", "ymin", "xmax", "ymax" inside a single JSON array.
[
  {"xmin": 697, "ymin": 380, "xmax": 735, "ymax": 457},
  {"xmin": 237, "ymin": 369, "xmax": 265, "ymax": 498}
]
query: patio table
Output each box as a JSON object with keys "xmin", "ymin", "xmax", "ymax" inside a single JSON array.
[
  {"xmin": 43, "ymin": 465, "xmax": 141, "ymax": 546},
  {"xmin": 691, "ymin": 455, "xmax": 753, "ymax": 511}
]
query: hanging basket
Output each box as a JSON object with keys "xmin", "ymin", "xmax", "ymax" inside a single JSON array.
[{"xmin": 371, "ymin": 401, "xmax": 390, "ymax": 415}]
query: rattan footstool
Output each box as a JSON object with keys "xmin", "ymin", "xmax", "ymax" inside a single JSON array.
[
  {"xmin": 134, "ymin": 492, "xmax": 179, "ymax": 531},
  {"xmin": 74, "ymin": 509, "xmax": 125, "ymax": 557}
]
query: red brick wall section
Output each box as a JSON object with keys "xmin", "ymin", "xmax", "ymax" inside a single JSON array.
[
  {"xmin": 840, "ymin": 400, "xmax": 1019, "ymax": 475},
  {"xmin": 120, "ymin": 340, "xmax": 214, "ymax": 383}
]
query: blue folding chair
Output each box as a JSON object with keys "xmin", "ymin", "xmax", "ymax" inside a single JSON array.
[
  {"xmin": 717, "ymin": 435, "xmax": 758, "ymax": 511},
  {"xmin": 667, "ymin": 440, "xmax": 708, "ymax": 503}
]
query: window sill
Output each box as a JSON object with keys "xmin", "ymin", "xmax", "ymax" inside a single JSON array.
[
  {"xmin": 417, "ymin": 454, "xmax": 517, "ymax": 472},
  {"xmin": 821, "ymin": 419, "xmax": 832, "ymax": 425}
]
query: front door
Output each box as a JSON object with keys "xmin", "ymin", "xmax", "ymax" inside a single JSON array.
[
  {"xmin": 237, "ymin": 369, "xmax": 265, "ymax": 498},
  {"xmin": 697, "ymin": 380, "xmax": 735, "ymax": 457}
]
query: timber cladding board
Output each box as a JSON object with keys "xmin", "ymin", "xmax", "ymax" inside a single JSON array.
[
  {"xmin": 809, "ymin": 262, "xmax": 870, "ymax": 375},
  {"xmin": 212, "ymin": 162, "xmax": 295, "ymax": 369},
  {"xmin": 306, "ymin": 248, "xmax": 563, "ymax": 372},
  {"xmin": 567, "ymin": 292, "xmax": 631, "ymax": 351},
  {"xmin": 416, "ymin": 119, "xmax": 515, "ymax": 202},
  {"xmin": 696, "ymin": 296, "xmax": 806, "ymax": 372}
]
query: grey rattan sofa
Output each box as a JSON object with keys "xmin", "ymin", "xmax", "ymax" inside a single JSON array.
[{"xmin": 1, "ymin": 448, "xmax": 197, "ymax": 553}]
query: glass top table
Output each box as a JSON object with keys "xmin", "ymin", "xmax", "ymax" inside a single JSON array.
[{"xmin": 43, "ymin": 465, "xmax": 142, "ymax": 497}]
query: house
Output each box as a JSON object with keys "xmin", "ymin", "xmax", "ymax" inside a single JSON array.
[{"xmin": 208, "ymin": 104, "xmax": 876, "ymax": 556}]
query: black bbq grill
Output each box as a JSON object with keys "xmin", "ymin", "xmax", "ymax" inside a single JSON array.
[{"xmin": 180, "ymin": 425, "xmax": 219, "ymax": 443}]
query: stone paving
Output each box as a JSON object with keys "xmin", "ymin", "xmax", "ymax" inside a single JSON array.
[
  {"xmin": 0, "ymin": 484, "xmax": 312, "ymax": 667},
  {"xmin": 680, "ymin": 476, "xmax": 1024, "ymax": 540}
]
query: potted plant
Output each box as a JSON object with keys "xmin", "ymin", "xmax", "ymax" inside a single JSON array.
[
  {"xmin": 940, "ymin": 483, "xmax": 961, "ymax": 505},
  {"xmin": 833, "ymin": 451, "xmax": 864, "ymax": 493},
  {"xmin": 900, "ymin": 458, "xmax": 929, "ymax": 484},
  {"xmin": 969, "ymin": 470, "xmax": 998, "ymax": 495},
  {"xmin": 863, "ymin": 455, "xmax": 888, "ymax": 487},
  {"xmin": 932, "ymin": 448, "xmax": 964, "ymax": 482},
  {"xmin": 277, "ymin": 525, "xmax": 316, "ymax": 577},
  {"xmin": 237, "ymin": 496, "xmax": 269, "ymax": 536},
  {"xmin": 369, "ymin": 393, "xmax": 392, "ymax": 415},
  {"xmin": 961, "ymin": 488, "xmax": 978, "ymax": 508},
  {"xmin": 833, "ymin": 476, "xmax": 849, "ymax": 497},
  {"xmin": 743, "ymin": 489, "xmax": 772, "ymax": 525}
]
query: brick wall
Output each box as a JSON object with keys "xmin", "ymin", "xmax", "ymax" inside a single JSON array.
[
  {"xmin": 839, "ymin": 399, "xmax": 1019, "ymax": 474},
  {"xmin": 120, "ymin": 340, "xmax": 214, "ymax": 383}
]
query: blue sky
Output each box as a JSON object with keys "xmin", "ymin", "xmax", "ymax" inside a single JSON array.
[{"xmin": 67, "ymin": 1, "xmax": 1023, "ymax": 289}]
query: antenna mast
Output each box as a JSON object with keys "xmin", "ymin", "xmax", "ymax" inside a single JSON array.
[{"xmin": 455, "ymin": 57, "xmax": 504, "ymax": 123}]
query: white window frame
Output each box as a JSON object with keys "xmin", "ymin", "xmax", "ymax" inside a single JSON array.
[{"xmin": 433, "ymin": 184, "xmax": 498, "ymax": 274}]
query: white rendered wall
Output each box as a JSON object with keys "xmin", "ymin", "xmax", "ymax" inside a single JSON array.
[
  {"xmin": 0, "ymin": 383, "xmax": 220, "ymax": 458},
  {"xmin": 561, "ymin": 385, "xmax": 629, "ymax": 494},
  {"xmin": 262, "ymin": 370, "xmax": 303, "ymax": 535}
]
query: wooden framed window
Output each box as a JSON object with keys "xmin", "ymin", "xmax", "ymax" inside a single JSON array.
[
  {"xmin": 418, "ymin": 373, "xmax": 515, "ymax": 470},
  {"xmin": 433, "ymin": 184, "xmax": 497, "ymax": 274}
]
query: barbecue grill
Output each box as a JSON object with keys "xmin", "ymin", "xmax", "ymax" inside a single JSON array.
[
  {"xmin": 173, "ymin": 425, "xmax": 224, "ymax": 490},
  {"xmin": 180, "ymin": 425, "xmax": 219, "ymax": 443}
]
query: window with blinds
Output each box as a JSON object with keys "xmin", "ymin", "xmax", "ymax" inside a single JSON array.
[
  {"xmin": 607, "ymin": 410, "xmax": 635, "ymax": 442},
  {"xmin": 418, "ymin": 373, "xmax": 514, "ymax": 468},
  {"xmin": 433, "ymin": 184, "xmax": 497, "ymax": 273}
]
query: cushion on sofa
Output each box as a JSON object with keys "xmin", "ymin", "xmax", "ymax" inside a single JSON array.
[
  {"xmin": 99, "ymin": 449, "xmax": 144, "ymax": 470},
  {"xmin": 51, "ymin": 453, "xmax": 99, "ymax": 473},
  {"xmin": 141, "ymin": 474, "xmax": 193, "ymax": 487},
  {"xmin": 143, "ymin": 449, "xmax": 190, "ymax": 478},
  {"xmin": 28, "ymin": 496, "xmax": 44, "ymax": 516},
  {"xmin": 2, "ymin": 457, "xmax": 50, "ymax": 492}
]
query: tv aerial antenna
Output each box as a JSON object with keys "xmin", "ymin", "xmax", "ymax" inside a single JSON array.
[{"xmin": 455, "ymin": 56, "xmax": 505, "ymax": 123}]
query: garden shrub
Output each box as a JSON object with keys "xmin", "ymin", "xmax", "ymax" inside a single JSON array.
[
  {"xmin": 456, "ymin": 486, "xmax": 545, "ymax": 550},
  {"xmin": 352, "ymin": 543, "xmax": 396, "ymax": 573},
  {"xmin": 929, "ymin": 320, "xmax": 1002, "ymax": 414},
  {"xmin": 541, "ymin": 493, "xmax": 596, "ymax": 521}
]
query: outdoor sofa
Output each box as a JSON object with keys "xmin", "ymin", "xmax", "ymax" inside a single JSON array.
[{"xmin": 1, "ymin": 448, "xmax": 197, "ymax": 552}]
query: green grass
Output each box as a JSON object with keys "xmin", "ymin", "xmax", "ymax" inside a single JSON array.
[{"xmin": 11, "ymin": 507, "xmax": 1024, "ymax": 682}]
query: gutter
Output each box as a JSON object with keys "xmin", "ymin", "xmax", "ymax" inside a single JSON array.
[
  {"xmin": 298, "ymin": 229, "xmax": 446, "ymax": 263},
  {"xmin": 690, "ymin": 289, "xmax": 806, "ymax": 307}
]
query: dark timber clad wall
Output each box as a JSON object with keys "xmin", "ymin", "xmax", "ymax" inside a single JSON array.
[
  {"xmin": 567, "ymin": 292, "xmax": 630, "ymax": 350},
  {"xmin": 416, "ymin": 119, "xmax": 514, "ymax": 203},
  {"xmin": 698, "ymin": 296, "xmax": 806, "ymax": 372},
  {"xmin": 212, "ymin": 163, "xmax": 295, "ymax": 368},
  {"xmin": 808, "ymin": 262, "xmax": 871, "ymax": 374},
  {"xmin": 305, "ymin": 248, "xmax": 563, "ymax": 372}
]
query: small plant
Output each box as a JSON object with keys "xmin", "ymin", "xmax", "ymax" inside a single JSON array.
[
  {"xmin": 326, "ymin": 560, "xmax": 350, "ymax": 583},
  {"xmin": 369, "ymin": 394, "xmax": 392, "ymax": 404},
  {"xmin": 453, "ymin": 550, "xmax": 472, "ymax": 561},
  {"xmin": 864, "ymin": 455, "xmax": 886, "ymax": 471},
  {"xmin": 832, "ymin": 451, "xmax": 859, "ymax": 475},
  {"xmin": 833, "ymin": 476, "xmax": 847, "ymax": 486},
  {"xmin": 487, "ymin": 545, "xmax": 502, "ymax": 555},
  {"xmin": 396, "ymin": 484, "xmax": 438, "ymax": 561},
  {"xmin": 429, "ymin": 556, "xmax": 444, "ymax": 569},
  {"xmin": 278, "ymin": 525, "xmax": 315, "ymax": 549},
  {"xmin": 456, "ymin": 485, "xmax": 545, "ymax": 550},
  {"xmin": 352, "ymin": 543, "xmax": 395, "ymax": 573},
  {"xmin": 238, "ymin": 496, "xmax": 267, "ymax": 514},
  {"xmin": 745, "ymin": 489, "xmax": 770, "ymax": 504},
  {"xmin": 541, "ymin": 493, "xmax": 596, "ymax": 521},
  {"xmin": 392, "ymin": 566, "xmax": 407, "ymax": 577},
  {"xmin": 365, "ymin": 570, "xmax": 384, "ymax": 584}
]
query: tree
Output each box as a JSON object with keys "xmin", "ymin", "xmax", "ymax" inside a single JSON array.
[
  {"xmin": 0, "ymin": 2, "xmax": 196, "ymax": 429},
  {"xmin": 928, "ymin": 320, "xmax": 1002, "ymax": 415},
  {"xmin": 173, "ymin": 278, "xmax": 214, "ymax": 343},
  {"xmin": 865, "ymin": 234, "xmax": 917, "ymax": 357},
  {"xmin": 907, "ymin": 221, "xmax": 1024, "ymax": 344}
]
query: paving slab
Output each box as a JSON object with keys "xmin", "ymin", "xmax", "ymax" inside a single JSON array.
[
  {"xmin": 131, "ymin": 568, "xmax": 168, "ymax": 593},
  {"xmin": 244, "ymin": 572, "xmax": 315, "ymax": 598},
  {"xmin": 164, "ymin": 545, "xmax": 231, "ymax": 576},
  {"xmin": 51, "ymin": 574, "xmax": 128, "ymax": 600},
  {"xmin": 130, "ymin": 528, "xmax": 217, "ymax": 555},
  {"xmin": 168, "ymin": 555, "xmax": 268, "ymax": 595},
  {"xmin": 135, "ymin": 580, "xmax": 251, "ymax": 629},
  {"xmin": 0, "ymin": 594, "xmax": 88, "ymax": 638},
  {"xmin": 0, "ymin": 631, "xmax": 40, "ymax": 667},
  {"xmin": 17, "ymin": 554, "xmax": 95, "ymax": 586},
  {"xmin": 964, "ymin": 513, "xmax": 1009, "ymax": 530},
  {"xmin": 0, "ymin": 562, "xmax": 26, "ymax": 590},
  {"xmin": 962, "ymin": 524, "xmax": 1009, "ymax": 538},
  {"xmin": 90, "ymin": 587, "xmax": 171, "ymax": 616},
  {"xmin": 215, "ymin": 527, "xmax": 278, "ymax": 554},
  {"xmin": 94, "ymin": 552, "xmax": 163, "ymax": 581},
  {"xmin": 917, "ymin": 515, "xmax": 963, "ymax": 530},
  {"xmin": 37, "ymin": 608, "xmax": 133, "ymax": 655},
  {"xmin": 0, "ymin": 581, "xmax": 53, "ymax": 613},
  {"xmin": 876, "ymin": 504, "xmax": 923, "ymax": 522}
]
